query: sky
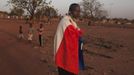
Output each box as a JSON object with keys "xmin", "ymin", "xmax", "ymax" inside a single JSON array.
[{"xmin": 0, "ymin": 0, "xmax": 134, "ymax": 19}]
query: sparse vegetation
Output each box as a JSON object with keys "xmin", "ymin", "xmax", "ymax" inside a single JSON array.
[
  {"xmin": 81, "ymin": 0, "xmax": 108, "ymax": 19},
  {"xmin": 8, "ymin": 0, "xmax": 52, "ymax": 20}
]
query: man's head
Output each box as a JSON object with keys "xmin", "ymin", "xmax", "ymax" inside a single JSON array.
[{"xmin": 69, "ymin": 3, "xmax": 81, "ymax": 18}]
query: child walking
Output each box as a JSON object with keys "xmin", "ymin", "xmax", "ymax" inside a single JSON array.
[{"xmin": 18, "ymin": 25, "xmax": 24, "ymax": 40}]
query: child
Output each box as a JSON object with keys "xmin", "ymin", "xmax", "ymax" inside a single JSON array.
[
  {"xmin": 18, "ymin": 25, "xmax": 24, "ymax": 40},
  {"xmin": 37, "ymin": 24, "xmax": 44, "ymax": 47},
  {"xmin": 28, "ymin": 23, "xmax": 34, "ymax": 43}
]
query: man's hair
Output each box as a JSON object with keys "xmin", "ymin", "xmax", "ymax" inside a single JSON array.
[{"xmin": 69, "ymin": 3, "xmax": 80, "ymax": 12}]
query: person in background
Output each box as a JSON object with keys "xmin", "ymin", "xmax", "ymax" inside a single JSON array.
[
  {"xmin": 54, "ymin": 3, "xmax": 85, "ymax": 75},
  {"xmin": 37, "ymin": 24, "xmax": 44, "ymax": 47},
  {"xmin": 28, "ymin": 23, "xmax": 34, "ymax": 43},
  {"xmin": 18, "ymin": 25, "xmax": 24, "ymax": 40}
]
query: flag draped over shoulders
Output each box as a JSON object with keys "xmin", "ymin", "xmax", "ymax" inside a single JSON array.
[{"xmin": 54, "ymin": 15, "xmax": 81, "ymax": 74}]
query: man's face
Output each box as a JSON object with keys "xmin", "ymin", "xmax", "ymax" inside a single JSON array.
[{"xmin": 72, "ymin": 6, "xmax": 81, "ymax": 18}]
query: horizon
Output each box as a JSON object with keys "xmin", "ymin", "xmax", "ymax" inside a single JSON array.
[{"xmin": 0, "ymin": 0, "xmax": 134, "ymax": 19}]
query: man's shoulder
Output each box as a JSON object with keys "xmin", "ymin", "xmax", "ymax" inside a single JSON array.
[
  {"xmin": 61, "ymin": 15, "xmax": 70, "ymax": 21},
  {"xmin": 58, "ymin": 15, "xmax": 72, "ymax": 27}
]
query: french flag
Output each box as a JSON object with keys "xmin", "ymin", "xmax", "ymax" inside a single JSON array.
[{"xmin": 54, "ymin": 16, "xmax": 85, "ymax": 74}]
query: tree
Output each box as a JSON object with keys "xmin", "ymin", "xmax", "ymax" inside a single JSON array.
[
  {"xmin": 9, "ymin": 7, "xmax": 24, "ymax": 16},
  {"xmin": 94, "ymin": 9, "xmax": 108, "ymax": 19},
  {"xmin": 8, "ymin": 0, "xmax": 51, "ymax": 20},
  {"xmin": 81, "ymin": 0, "xmax": 108, "ymax": 19},
  {"xmin": 44, "ymin": 6, "xmax": 58, "ymax": 18},
  {"xmin": 35, "ymin": 6, "xmax": 58, "ymax": 19}
]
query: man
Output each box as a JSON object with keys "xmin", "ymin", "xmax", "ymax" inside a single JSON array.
[{"xmin": 54, "ymin": 3, "xmax": 85, "ymax": 75}]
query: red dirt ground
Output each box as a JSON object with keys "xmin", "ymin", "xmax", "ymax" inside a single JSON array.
[{"xmin": 0, "ymin": 19, "xmax": 134, "ymax": 75}]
